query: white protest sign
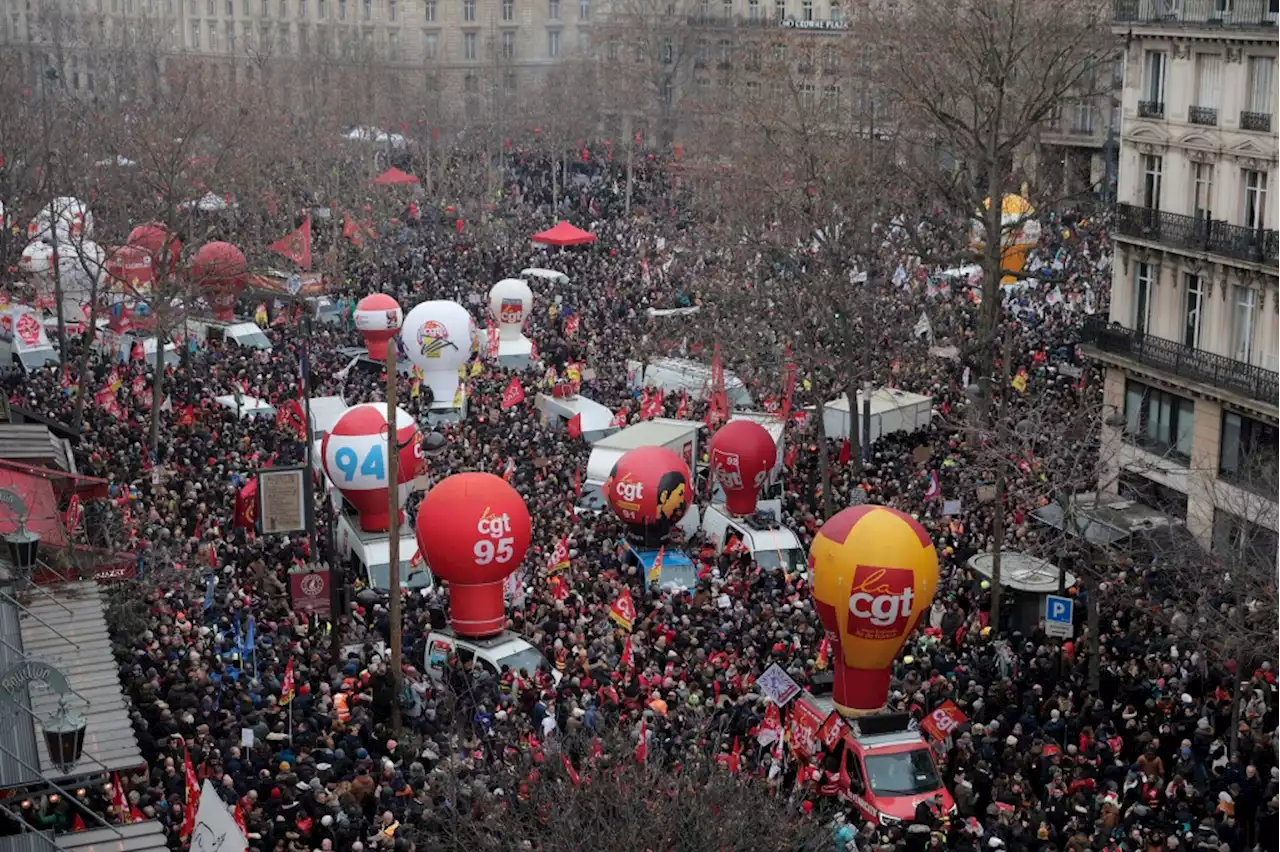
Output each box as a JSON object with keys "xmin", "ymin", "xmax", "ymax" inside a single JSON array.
[
  {"xmin": 756, "ymin": 662, "xmax": 802, "ymax": 707},
  {"xmin": 191, "ymin": 780, "xmax": 247, "ymax": 852}
]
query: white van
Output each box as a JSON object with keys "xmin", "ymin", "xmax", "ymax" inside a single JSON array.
[
  {"xmin": 335, "ymin": 510, "xmax": 433, "ymax": 592},
  {"xmin": 0, "ymin": 307, "xmax": 58, "ymax": 372},
  {"xmin": 627, "ymin": 357, "xmax": 753, "ymax": 409},
  {"xmin": 701, "ymin": 503, "xmax": 806, "ymax": 574},
  {"xmin": 425, "ymin": 628, "xmax": 560, "ymax": 684},
  {"xmin": 214, "ymin": 394, "xmax": 277, "ymax": 421},
  {"xmin": 188, "ymin": 318, "xmax": 273, "ymax": 351},
  {"xmin": 535, "ymin": 392, "xmax": 617, "ymax": 443},
  {"xmin": 94, "ymin": 324, "xmax": 180, "ymax": 367}
]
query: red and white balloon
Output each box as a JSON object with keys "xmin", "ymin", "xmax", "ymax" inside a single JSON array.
[
  {"xmin": 321, "ymin": 404, "xmax": 423, "ymax": 532},
  {"xmin": 354, "ymin": 293, "xmax": 403, "ymax": 361}
]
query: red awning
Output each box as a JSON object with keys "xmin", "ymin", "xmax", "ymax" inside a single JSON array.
[
  {"xmin": 531, "ymin": 222, "xmax": 597, "ymax": 247},
  {"xmin": 0, "ymin": 458, "xmax": 109, "ymax": 499},
  {"xmin": 0, "ymin": 466, "xmax": 67, "ymax": 546},
  {"xmin": 372, "ymin": 167, "xmax": 420, "ymax": 186}
]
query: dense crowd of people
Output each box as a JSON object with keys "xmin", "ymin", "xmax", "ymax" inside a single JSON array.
[{"xmin": 1, "ymin": 152, "xmax": 1275, "ymax": 852}]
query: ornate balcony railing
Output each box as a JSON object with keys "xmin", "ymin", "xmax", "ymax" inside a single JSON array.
[
  {"xmin": 1115, "ymin": 203, "xmax": 1280, "ymax": 266},
  {"xmin": 1241, "ymin": 111, "xmax": 1272, "ymax": 132},
  {"xmin": 1113, "ymin": 0, "xmax": 1278, "ymax": 27},
  {"xmin": 1081, "ymin": 317, "xmax": 1280, "ymax": 406},
  {"xmin": 1188, "ymin": 105, "xmax": 1218, "ymax": 125},
  {"xmin": 1138, "ymin": 100, "xmax": 1165, "ymax": 118}
]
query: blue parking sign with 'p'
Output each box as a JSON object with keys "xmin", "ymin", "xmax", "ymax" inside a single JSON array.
[{"xmin": 1044, "ymin": 595, "xmax": 1074, "ymax": 637}]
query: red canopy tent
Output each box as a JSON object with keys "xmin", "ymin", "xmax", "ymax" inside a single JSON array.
[
  {"xmin": 372, "ymin": 167, "xmax": 420, "ymax": 186},
  {"xmin": 531, "ymin": 222, "xmax": 597, "ymax": 247}
]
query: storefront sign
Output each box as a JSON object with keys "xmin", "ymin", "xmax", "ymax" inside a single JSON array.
[
  {"xmin": 289, "ymin": 568, "xmax": 332, "ymax": 618},
  {"xmin": 780, "ymin": 15, "xmax": 849, "ymax": 29}
]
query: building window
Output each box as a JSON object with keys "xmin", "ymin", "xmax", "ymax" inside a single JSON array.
[
  {"xmin": 661, "ymin": 79, "xmax": 673, "ymax": 104},
  {"xmin": 298, "ymin": 0, "xmax": 306, "ymax": 14},
  {"xmin": 502, "ymin": 29, "xmax": 514, "ymax": 57},
  {"xmin": 424, "ymin": 0, "xmax": 433, "ymax": 19},
  {"xmin": 465, "ymin": 72, "xmax": 478, "ymax": 92},
  {"xmin": 361, "ymin": 0, "xmax": 369, "ymax": 18},
  {"xmin": 662, "ymin": 37, "xmax": 672, "ymax": 63},
  {"xmin": 1243, "ymin": 170, "xmax": 1267, "ymax": 230},
  {"xmin": 1183, "ymin": 272, "xmax": 1204, "ymax": 349},
  {"xmin": 464, "ymin": 0, "xmax": 474, "ymax": 19},
  {"xmin": 1141, "ymin": 153, "xmax": 1162, "ymax": 210},
  {"xmin": 547, "ymin": 28, "xmax": 559, "ymax": 56},
  {"xmin": 773, "ymin": 0, "xmax": 783, "ymax": 20},
  {"xmin": 463, "ymin": 30, "xmax": 476, "ymax": 58},
  {"xmin": 1194, "ymin": 53, "xmax": 1221, "ymax": 112},
  {"xmin": 209, "ymin": 21, "xmax": 219, "ymax": 48},
  {"xmin": 338, "ymin": 0, "xmax": 345, "ymax": 19},
  {"xmin": 548, "ymin": 0, "xmax": 558, "ymax": 18},
  {"xmin": 226, "ymin": 19, "xmax": 235, "ymax": 47},
  {"xmin": 190, "ymin": 17, "xmax": 200, "ymax": 45},
  {"xmin": 801, "ymin": 0, "xmax": 812, "ymax": 18},
  {"xmin": 695, "ymin": 38, "xmax": 708, "ymax": 66},
  {"xmin": 1246, "ymin": 56, "xmax": 1275, "ymax": 116},
  {"xmin": 387, "ymin": 28, "xmax": 398, "ymax": 56},
  {"xmin": 317, "ymin": 0, "xmax": 324, "ymax": 16},
  {"xmin": 1220, "ymin": 411, "xmax": 1279, "ymax": 492},
  {"xmin": 387, "ymin": 0, "xmax": 395, "ymax": 18},
  {"xmin": 800, "ymin": 82, "xmax": 816, "ymax": 109},
  {"xmin": 1132, "ymin": 262, "xmax": 1154, "ymax": 334},
  {"xmin": 502, "ymin": 0, "xmax": 513, "ymax": 19},
  {"xmin": 606, "ymin": 38, "xmax": 617, "ymax": 60},
  {"xmin": 1142, "ymin": 50, "xmax": 1165, "ymax": 104},
  {"xmin": 748, "ymin": 0, "xmax": 758, "ymax": 18},
  {"xmin": 579, "ymin": 0, "xmax": 588, "ymax": 17},
  {"xmin": 423, "ymin": 30, "xmax": 437, "ymax": 57},
  {"xmin": 279, "ymin": 0, "xmax": 287, "ymax": 15},
  {"xmin": 1232, "ymin": 286, "xmax": 1257, "ymax": 363},
  {"xmin": 261, "ymin": 0, "xmax": 269, "ymax": 14},
  {"xmin": 1123, "ymin": 380, "xmax": 1194, "ymax": 462},
  {"xmin": 503, "ymin": 69, "xmax": 516, "ymax": 90},
  {"xmin": 1213, "ymin": 509, "xmax": 1280, "ymax": 566},
  {"xmin": 822, "ymin": 84, "xmax": 839, "ymax": 112},
  {"xmin": 1191, "ymin": 163, "xmax": 1213, "ymax": 221}
]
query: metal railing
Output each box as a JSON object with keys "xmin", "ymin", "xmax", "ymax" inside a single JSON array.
[
  {"xmin": 686, "ymin": 12, "xmax": 773, "ymax": 25},
  {"xmin": 1081, "ymin": 317, "xmax": 1280, "ymax": 405},
  {"xmin": 1138, "ymin": 100, "xmax": 1165, "ymax": 118},
  {"xmin": 1241, "ymin": 110, "xmax": 1272, "ymax": 132},
  {"xmin": 1188, "ymin": 105, "xmax": 1217, "ymax": 125},
  {"xmin": 1113, "ymin": 0, "xmax": 1277, "ymax": 26},
  {"xmin": 1115, "ymin": 203, "xmax": 1280, "ymax": 265}
]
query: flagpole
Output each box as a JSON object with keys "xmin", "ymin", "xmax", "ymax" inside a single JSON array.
[{"xmin": 385, "ymin": 344, "xmax": 404, "ymax": 734}]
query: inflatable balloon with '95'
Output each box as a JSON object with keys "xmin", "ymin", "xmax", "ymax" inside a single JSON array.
[
  {"xmin": 415, "ymin": 472, "xmax": 531, "ymax": 637},
  {"xmin": 321, "ymin": 404, "xmax": 423, "ymax": 532},
  {"xmin": 808, "ymin": 505, "xmax": 938, "ymax": 717},
  {"xmin": 401, "ymin": 300, "xmax": 473, "ymax": 408}
]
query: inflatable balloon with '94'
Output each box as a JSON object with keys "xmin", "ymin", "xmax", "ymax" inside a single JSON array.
[
  {"xmin": 321, "ymin": 404, "xmax": 423, "ymax": 532},
  {"xmin": 808, "ymin": 505, "xmax": 938, "ymax": 717},
  {"xmin": 354, "ymin": 293, "xmax": 403, "ymax": 361},
  {"xmin": 401, "ymin": 300, "xmax": 473, "ymax": 408},
  {"xmin": 604, "ymin": 445, "xmax": 691, "ymax": 547},
  {"xmin": 415, "ymin": 472, "xmax": 531, "ymax": 637}
]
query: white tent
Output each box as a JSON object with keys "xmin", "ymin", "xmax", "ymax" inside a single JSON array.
[{"xmin": 822, "ymin": 387, "xmax": 933, "ymax": 441}]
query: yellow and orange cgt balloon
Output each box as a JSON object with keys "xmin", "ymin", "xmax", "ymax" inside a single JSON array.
[{"xmin": 809, "ymin": 505, "xmax": 939, "ymax": 717}]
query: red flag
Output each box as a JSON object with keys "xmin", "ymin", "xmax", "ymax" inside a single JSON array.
[
  {"xmin": 816, "ymin": 636, "xmax": 831, "ymax": 671},
  {"xmin": 565, "ymin": 314, "xmax": 580, "ymax": 337},
  {"xmin": 838, "ymin": 438, "xmax": 852, "ymax": 466},
  {"xmin": 675, "ymin": 390, "xmax": 689, "ymax": 420},
  {"xmin": 94, "ymin": 387, "xmax": 123, "ymax": 419},
  {"xmin": 280, "ymin": 658, "xmax": 296, "ymax": 705},
  {"xmin": 620, "ymin": 636, "xmax": 634, "ymax": 671},
  {"xmin": 130, "ymin": 374, "xmax": 147, "ymax": 398},
  {"xmin": 709, "ymin": 344, "xmax": 729, "ymax": 425},
  {"xmin": 268, "ymin": 216, "xmax": 312, "ymax": 270},
  {"xmin": 233, "ymin": 801, "xmax": 247, "ymax": 835},
  {"xmin": 547, "ymin": 536, "xmax": 571, "ymax": 573},
  {"xmin": 573, "ymin": 468, "xmax": 582, "ymax": 497},
  {"xmin": 234, "ymin": 478, "xmax": 258, "ymax": 530},
  {"xmin": 342, "ymin": 212, "xmax": 365, "ymax": 247},
  {"xmin": 562, "ymin": 754, "xmax": 582, "ymax": 786},
  {"xmin": 924, "ymin": 469, "xmax": 941, "ymax": 501},
  {"xmin": 641, "ymin": 388, "xmax": 664, "ymax": 420},
  {"xmin": 567, "ymin": 413, "xmax": 583, "ymax": 439},
  {"xmin": 72, "ymin": 814, "xmax": 87, "ymax": 832},
  {"xmin": 779, "ymin": 348, "xmax": 796, "ymax": 422},
  {"xmin": 275, "ymin": 399, "xmax": 308, "ymax": 440},
  {"xmin": 111, "ymin": 773, "xmax": 128, "ymax": 824},
  {"xmin": 178, "ymin": 404, "xmax": 197, "ymax": 427},
  {"xmin": 128, "ymin": 804, "xmax": 144, "ymax": 823},
  {"xmin": 609, "ymin": 408, "xmax": 627, "ymax": 428},
  {"xmin": 590, "ymin": 737, "xmax": 605, "ymax": 762},
  {"xmin": 501, "ymin": 377, "xmax": 526, "ymax": 409},
  {"xmin": 180, "ymin": 748, "xmax": 199, "ymax": 841},
  {"xmin": 635, "ymin": 719, "xmax": 648, "ymax": 765},
  {"xmin": 784, "ymin": 443, "xmax": 799, "ymax": 469},
  {"xmin": 609, "ymin": 588, "xmax": 637, "ymax": 632}
]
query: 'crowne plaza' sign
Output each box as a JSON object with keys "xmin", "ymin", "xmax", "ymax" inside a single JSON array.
[{"xmin": 780, "ymin": 15, "xmax": 850, "ymax": 29}]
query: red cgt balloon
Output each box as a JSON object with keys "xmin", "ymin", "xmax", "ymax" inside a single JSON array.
[
  {"xmin": 708, "ymin": 419, "xmax": 777, "ymax": 515},
  {"xmin": 415, "ymin": 473, "xmax": 531, "ymax": 637},
  {"xmin": 603, "ymin": 445, "xmax": 691, "ymax": 540}
]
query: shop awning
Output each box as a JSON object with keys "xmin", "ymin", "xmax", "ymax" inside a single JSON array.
[
  {"xmin": 0, "ymin": 820, "xmax": 168, "ymax": 852},
  {"xmin": 17, "ymin": 581, "xmax": 143, "ymax": 780}
]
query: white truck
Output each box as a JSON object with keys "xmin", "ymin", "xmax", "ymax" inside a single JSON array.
[
  {"xmin": 535, "ymin": 392, "xmax": 617, "ymax": 443},
  {"xmin": 424, "ymin": 628, "xmax": 560, "ymax": 685},
  {"xmin": 626, "ymin": 357, "xmax": 753, "ymax": 409},
  {"xmin": 701, "ymin": 502, "xmax": 806, "ymax": 575},
  {"xmin": 821, "ymin": 387, "xmax": 934, "ymax": 442},
  {"xmin": 578, "ymin": 418, "xmax": 703, "ymax": 540},
  {"xmin": 335, "ymin": 509, "xmax": 432, "ymax": 593},
  {"xmin": 186, "ymin": 318, "xmax": 274, "ymax": 351},
  {"xmin": 0, "ymin": 306, "xmax": 59, "ymax": 373}
]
